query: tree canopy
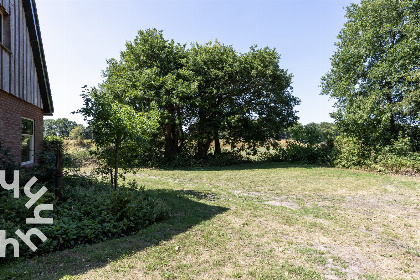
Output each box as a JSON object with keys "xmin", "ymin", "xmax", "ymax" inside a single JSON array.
[
  {"xmin": 44, "ymin": 118, "xmax": 78, "ymax": 138},
  {"xmin": 97, "ymin": 29, "xmax": 300, "ymax": 161},
  {"xmin": 321, "ymin": 0, "xmax": 420, "ymax": 148},
  {"xmin": 77, "ymin": 86, "xmax": 159, "ymax": 188}
]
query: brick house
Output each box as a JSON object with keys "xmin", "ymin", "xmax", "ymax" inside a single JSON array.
[{"xmin": 0, "ymin": 0, "xmax": 53, "ymax": 166}]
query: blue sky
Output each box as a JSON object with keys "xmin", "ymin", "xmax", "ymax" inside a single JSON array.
[{"xmin": 37, "ymin": 0, "xmax": 357, "ymax": 125}]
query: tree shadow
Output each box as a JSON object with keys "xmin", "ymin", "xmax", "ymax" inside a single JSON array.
[
  {"xmin": 0, "ymin": 189, "xmax": 228, "ymax": 280},
  {"xmin": 159, "ymin": 161, "xmax": 329, "ymax": 172}
]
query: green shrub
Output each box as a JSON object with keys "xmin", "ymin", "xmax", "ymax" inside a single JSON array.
[
  {"xmin": 139, "ymin": 148, "xmax": 248, "ymax": 169},
  {"xmin": 0, "ymin": 174, "xmax": 169, "ymax": 263},
  {"xmin": 19, "ymin": 136, "xmax": 65, "ymax": 187},
  {"xmin": 262, "ymin": 140, "xmax": 334, "ymax": 166},
  {"xmin": 66, "ymin": 148, "xmax": 95, "ymax": 168},
  {"xmin": 333, "ymin": 135, "xmax": 370, "ymax": 168},
  {"xmin": 332, "ymin": 134, "xmax": 420, "ymax": 175},
  {"xmin": 368, "ymin": 136, "xmax": 420, "ymax": 174},
  {"xmin": 0, "ymin": 140, "xmax": 19, "ymax": 182},
  {"xmin": 372, "ymin": 152, "xmax": 420, "ymax": 174}
]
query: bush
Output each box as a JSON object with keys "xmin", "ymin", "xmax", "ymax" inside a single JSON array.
[
  {"xmin": 0, "ymin": 140, "xmax": 19, "ymax": 182},
  {"xmin": 333, "ymin": 134, "xmax": 420, "ymax": 175},
  {"xmin": 368, "ymin": 136, "xmax": 420, "ymax": 175},
  {"xmin": 0, "ymin": 174, "xmax": 169, "ymax": 263},
  {"xmin": 333, "ymin": 135, "xmax": 370, "ymax": 168},
  {"xmin": 137, "ymin": 148, "xmax": 249, "ymax": 169},
  {"xmin": 261, "ymin": 140, "xmax": 334, "ymax": 166}
]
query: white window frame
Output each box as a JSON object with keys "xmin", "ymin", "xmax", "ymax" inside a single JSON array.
[{"xmin": 21, "ymin": 118, "xmax": 35, "ymax": 166}]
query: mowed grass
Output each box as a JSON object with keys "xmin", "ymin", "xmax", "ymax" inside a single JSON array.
[{"xmin": 1, "ymin": 162, "xmax": 419, "ymax": 279}]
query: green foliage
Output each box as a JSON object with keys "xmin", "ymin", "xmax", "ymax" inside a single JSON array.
[
  {"xmin": 333, "ymin": 135, "xmax": 369, "ymax": 168},
  {"xmin": 287, "ymin": 123, "xmax": 321, "ymax": 145},
  {"xmin": 101, "ymin": 29, "xmax": 194, "ymax": 159},
  {"xmin": 262, "ymin": 140, "xmax": 334, "ymax": 166},
  {"xmin": 44, "ymin": 119, "xmax": 92, "ymax": 140},
  {"xmin": 0, "ymin": 140, "xmax": 18, "ymax": 181},
  {"xmin": 92, "ymin": 28, "xmax": 299, "ymax": 164},
  {"xmin": 20, "ymin": 136, "xmax": 65, "ymax": 188},
  {"xmin": 66, "ymin": 147, "xmax": 95, "ymax": 169},
  {"xmin": 321, "ymin": 0, "xmax": 420, "ymax": 148},
  {"xmin": 185, "ymin": 42, "xmax": 299, "ymax": 158},
  {"xmin": 333, "ymin": 134, "xmax": 420, "ymax": 174},
  {"xmin": 69, "ymin": 126, "xmax": 85, "ymax": 146},
  {"xmin": 44, "ymin": 118, "xmax": 78, "ymax": 138},
  {"xmin": 76, "ymin": 86, "xmax": 159, "ymax": 188},
  {"xmin": 372, "ymin": 150, "xmax": 420, "ymax": 174},
  {"xmin": 284, "ymin": 122, "xmax": 339, "ymax": 146},
  {"xmin": 370, "ymin": 136, "xmax": 420, "ymax": 174},
  {"xmin": 0, "ymin": 175, "xmax": 169, "ymax": 263}
]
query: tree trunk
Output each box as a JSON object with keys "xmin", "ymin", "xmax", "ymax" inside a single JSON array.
[
  {"xmin": 114, "ymin": 142, "xmax": 119, "ymax": 189},
  {"xmin": 164, "ymin": 104, "xmax": 180, "ymax": 158},
  {"xmin": 386, "ymin": 90, "xmax": 397, "ymax": 144},
  {"xmin": 204, "ymin": 139, "xmax": 211, "ymax": 157},
  {"xmin": 54, "ymin": 143, "xmax": 62, "ymax": 201},
  {"xmin": 179, "ymin": 122, "xmax": 185, "ymax": 153},
  {"xmin": 197, "ymin": 139, "xmax": 204, "ymax": 158},
  {"xmin": 197, "ymin": 138, "xmax": 212, "ymax": 159},
  {"xmin": 214, "ymin": 132, "xmax": 221, "ymax": 156},
  {"xmin": 165, "ymin": 123, "xmax": 179, "ymax": 157}
]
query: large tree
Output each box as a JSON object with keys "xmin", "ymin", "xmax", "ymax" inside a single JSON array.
[
  {"xmin": 101, "ymin": 29, "xmax": 195, "ymax": 159},
  {"xmin": 97, "ymin": 29, "xmax": 299, "ymax": 160},
  {"xmin": 184, "ymin": 42, "xmax": 299, "ymax": 157},
  {"xmin": 184, "ymin": 41, "xmax": 239, "ymax": 157},
  {"xmin": 321, "ymin": 0, "xmax": 420, "ymax": 147}
]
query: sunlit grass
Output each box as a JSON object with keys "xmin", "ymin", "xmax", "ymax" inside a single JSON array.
[{"xmin": 0, "ymin": 162, "xmax": 419, "ymax": 279}]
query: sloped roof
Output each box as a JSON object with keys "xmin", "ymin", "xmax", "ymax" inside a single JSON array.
[{"xmin": 22, "ymin": 0, "xmax": 53, "ymax": 115}]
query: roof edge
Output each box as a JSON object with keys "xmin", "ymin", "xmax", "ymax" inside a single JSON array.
[{"xmin": 22, "ymin": 0, "xmax": 54, "ymax": 115}]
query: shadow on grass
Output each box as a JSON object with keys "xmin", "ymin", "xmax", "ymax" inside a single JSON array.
[
  {"xmin": 0, "ymin": 189, "xmax": 228, "ymax": 280},
  {"xmin": 158, "ymin": 161, "xmax": 329, "ymax": 172}
]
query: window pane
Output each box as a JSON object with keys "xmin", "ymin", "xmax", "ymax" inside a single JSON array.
[
  {"xmin": 21, "ymin": 135, "xmax": 31, "ymax": 163},
  {"xmin": 0, "ymin": 12, "xmax": 3, "ymax": 43},
  {"xmin": 22, "ymin": 118, "xmax": 33, "ymax": 135}
]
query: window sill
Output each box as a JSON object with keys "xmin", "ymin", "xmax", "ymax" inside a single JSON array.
[
  {"xmin": 21, "ymin": 161, "xmax": 34, "ymax": 167},
  {"xmin": 0, "ymin": 43, "xmax": 11, "ymax": 54}
]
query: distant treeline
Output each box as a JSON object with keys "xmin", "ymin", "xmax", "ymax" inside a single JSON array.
[{"xmin": 44, "ymin": 118, "xmax": 93, "ymax": 140}]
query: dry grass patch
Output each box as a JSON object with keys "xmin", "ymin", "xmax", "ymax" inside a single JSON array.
[{"xmin": 0, "ymin": 162, "xmax": 419, "ymax": 279}]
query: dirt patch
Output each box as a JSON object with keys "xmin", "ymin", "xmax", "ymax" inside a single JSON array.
[{"xmin": 263, "ymin": 200, "xmax": 300, "ymax": 210}]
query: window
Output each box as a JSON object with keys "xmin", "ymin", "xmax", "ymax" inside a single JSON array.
[
  {"xmin": 0, "ymin": 6, "xmax": 10, "ymax": 50},
  {"xmin": 21, "ymin": 118, "xmax": 34, "ymax": 165},
  {"xmin": 0, "ymin": 9, "xmax": 3, "ymax": 44}
]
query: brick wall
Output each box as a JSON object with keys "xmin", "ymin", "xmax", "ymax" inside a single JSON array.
[{"xmin": 0, "ymin": 90, "xmax": 44, "ymax": 166}]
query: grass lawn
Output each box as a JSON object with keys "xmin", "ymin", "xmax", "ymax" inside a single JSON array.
[{"xmin": 0, "ymin": 162, "xmax": 419, "ymax": 279}]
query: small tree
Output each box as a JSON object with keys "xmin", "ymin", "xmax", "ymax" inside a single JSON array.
[
  {"xmin": 76, "ymin": 86, "xmax": 159, "ymax": 188},
  {"xmin": 69, "ymin": 126, "xmax": 85, "ymax": 146}
]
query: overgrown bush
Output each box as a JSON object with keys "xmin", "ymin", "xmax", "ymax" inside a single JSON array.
[
  {"xmin": 136, "ymin": 147, "xmax": 249, "ymax": 169},
  {"xmin": 0, "ymin": 175, "xmax": 169, "ymax": 263},
  {"xmin": 368, "ymin": 136, "xmax": 420, "ymax": 175},
  {"xmin": 261, "ymin": 140, "xmax": 334, "ymax": 166},
  {"xmin": 333, "ymin": 134, "xmax": 420, "ymax": 175},
  {"xmin": 0, "ymin": 140, "xmax": 19, "ymax": 182},
  {"xmin": 28, "ymin": 136, "xmax": 64, "ymax": 185},
  {"xmin": 62, "ymin": 139, "xmax": 97, "ymax": 168},
  {"xmin": 333, "ymin": 135, "xmax": 370, "ymax": 168}
]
